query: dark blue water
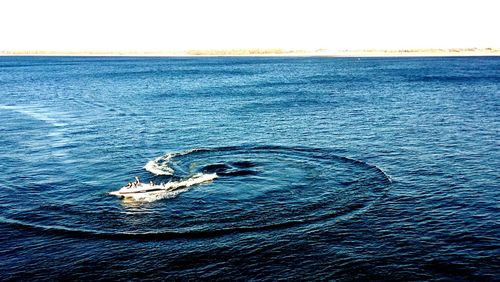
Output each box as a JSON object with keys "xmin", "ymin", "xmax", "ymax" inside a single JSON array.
[{"xmin": 0, "ymin": 56, "xmax": 498, "ymax": 281}]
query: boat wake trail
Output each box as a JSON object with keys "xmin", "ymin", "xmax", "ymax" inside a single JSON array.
[
  {"xmin": 1, "ymin": 145, "xmax": 392, "ymax": 240},
  {"xmin": 144, "ymin": 148, "xmax": 209, "ymax": 176}
]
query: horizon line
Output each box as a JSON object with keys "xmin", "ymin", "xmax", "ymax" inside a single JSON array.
[{"xmin": 1, "ymin": 48, "xmax": 499, "ymax": 57}]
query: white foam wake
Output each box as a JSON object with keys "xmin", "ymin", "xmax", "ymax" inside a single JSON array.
[
  {"xmin": 144, "ymin": 159, "xmax": 174, "ymax": 176},
  {"xmin": 144, "ymin": 148, "xmax": 207, "ymax": 176},
  {"xmin": 0, "ymin": 105, "xmax": 67, "ymax": 127}
]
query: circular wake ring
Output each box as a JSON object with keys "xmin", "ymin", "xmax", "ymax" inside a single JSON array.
[{"xmin": 1, "ymin": 145, "xmax": 392, "ymax": 240}]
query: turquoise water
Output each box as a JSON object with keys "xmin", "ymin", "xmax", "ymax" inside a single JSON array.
[{"xmin": 0, "ymin": 56, "xmax": 498, "ymax": 280}]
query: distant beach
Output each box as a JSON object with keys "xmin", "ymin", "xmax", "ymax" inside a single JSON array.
[{"xmin": 1, "ymin": 48, "xmax": 498, "ymax": 57}]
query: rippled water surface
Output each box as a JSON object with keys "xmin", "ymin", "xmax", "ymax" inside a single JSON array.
[{"xmin": 0, "ymin": 56, "xmax": 498, "ymax": 280}]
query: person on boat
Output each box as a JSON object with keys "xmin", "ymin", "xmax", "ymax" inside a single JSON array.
[
  {"xmin": 134, "ymin": 176, "xmax": 140, "ymax": 186},
  {"xmin": 149, "ymin": 180, "xmax": 154, "ymax": 186},
  {"xmin": 127, "ymin": 182, "xmax": 132, "ymax": 188}
]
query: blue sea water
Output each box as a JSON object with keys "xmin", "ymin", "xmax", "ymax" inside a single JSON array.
[{"xmin": 0, "ymin": 56, "xmax": 498, "ymax": 281}]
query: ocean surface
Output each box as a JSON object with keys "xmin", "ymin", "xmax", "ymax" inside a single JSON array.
[{"xmin": 0, "ymin": 56, "xmax": 498, "ymax": 281}]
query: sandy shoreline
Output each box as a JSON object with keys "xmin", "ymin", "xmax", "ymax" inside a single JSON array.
[{"xmin": 1, "ymin": 48, "xmax": 498, "ymax": 57}]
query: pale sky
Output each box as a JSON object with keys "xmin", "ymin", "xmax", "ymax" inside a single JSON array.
[{"xmin": 0, "ymin": 0, "xmax": 498, "ymax": 51}]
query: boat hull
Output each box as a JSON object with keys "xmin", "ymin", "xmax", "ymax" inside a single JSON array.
[{"xmin": 109, "ymin": 173, "xmax": 217, "ymax": 199}]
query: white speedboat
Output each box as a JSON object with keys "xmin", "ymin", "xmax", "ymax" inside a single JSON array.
[{"xmin": 109, "ymin": 173, "xmax": 217, "ymax": 199}]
